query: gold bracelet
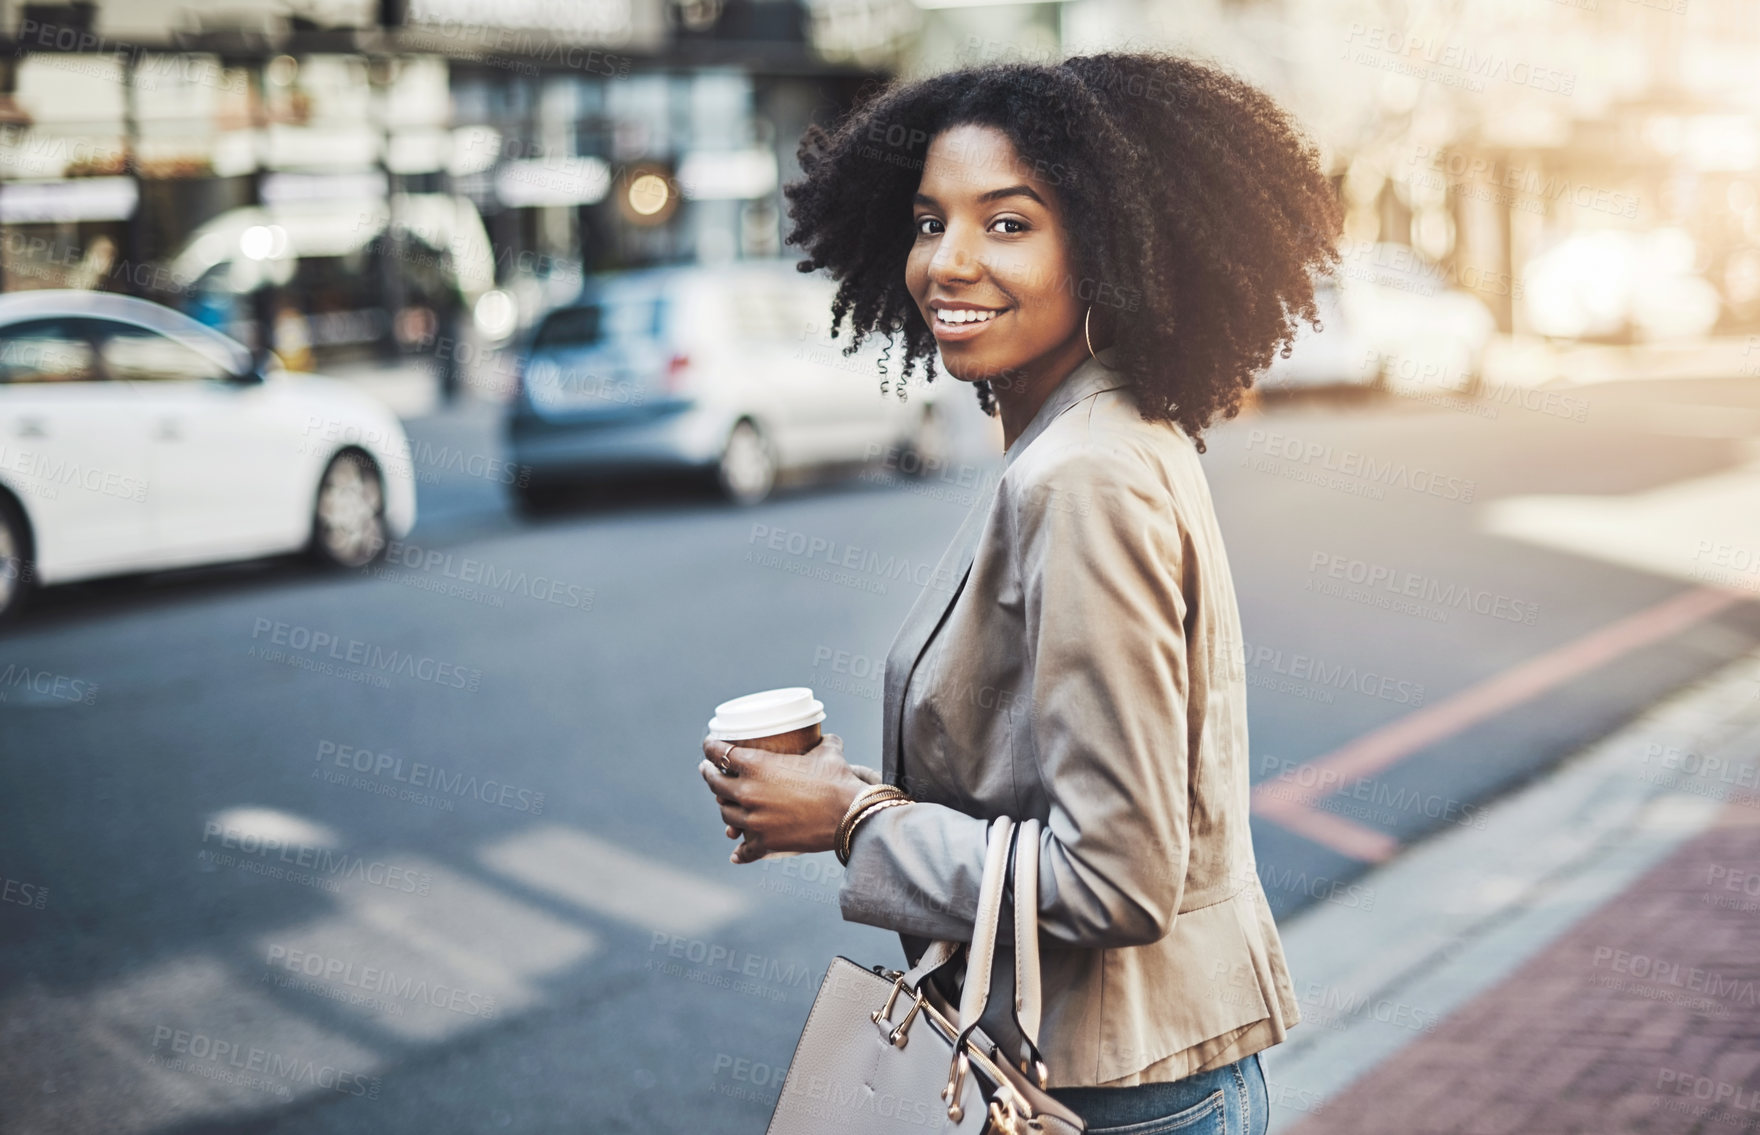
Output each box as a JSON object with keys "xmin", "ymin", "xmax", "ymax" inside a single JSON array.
[
  {"xmin": 836, "ymin": 785, "xmax": 909, "ymax": 862},
  {"xmin": 838, "ymin": 792, "xmax": 913, "ymax": 866},
  {"xmin": 842, "ymin": 797, "xmax": 913, "ymax": 864}
]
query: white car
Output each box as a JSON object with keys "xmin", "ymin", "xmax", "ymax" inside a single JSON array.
[
  {"xmin": 0, "ymin": 291, "xmax": 416, "ymax": 623},
  {"xmin": 1260, "ymin": 249, "xmax": 1498, "ymax": 398},
  {"xmin": 1256, "ymin": 276, "xmax": 1380, "ymax": 394},
  {"xmin": 1337, "ymin": 243, "xmax": 1497, "ymax": 396},
  {"xmin": 506, "ymin": 262, "xmax": 950, "ymax": 508}
]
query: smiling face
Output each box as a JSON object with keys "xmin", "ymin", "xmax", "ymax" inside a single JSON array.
[{"xmin": 906, "ymin": 123, "xmax": 1091, "ymax": 398}]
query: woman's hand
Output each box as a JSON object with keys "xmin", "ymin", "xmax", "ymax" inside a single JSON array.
[{"xmin": 699, "ymin": 733, "xmax": 868, "ymax": 864}]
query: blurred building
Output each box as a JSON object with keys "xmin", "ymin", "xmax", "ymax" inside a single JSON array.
[
  {"xmin": 0, "ymin": 0, "xmax": 903, "ymax": 369},
  {"xmin": 2, "ymin": 0, "xmax": 1755, "ymax": 371}
]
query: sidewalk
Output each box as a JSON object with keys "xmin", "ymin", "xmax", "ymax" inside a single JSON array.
[{"xmin": 1263, "ymin": 645, "xmax": 1760, "ymax": 1134}]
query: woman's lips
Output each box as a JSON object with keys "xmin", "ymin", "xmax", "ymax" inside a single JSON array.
[{"xmin": 930, "ymin": 308, "xmax": 1008, "ymax": 341}]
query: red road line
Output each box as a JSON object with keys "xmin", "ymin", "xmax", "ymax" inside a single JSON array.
[
  {"xmin": 1252, "ymin": 585, "xmax": 1747, "ymax": 861},
  {"xmin": 1253, "ymin": 792, "xmax": 1400, "ymax": 863}
]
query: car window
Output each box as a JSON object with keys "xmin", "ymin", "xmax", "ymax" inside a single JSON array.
[
  {"xmin": 92, "ymin": 320, "xmax": 236, "ymax": 383},
  {"xmin": 0, "ymin": 318, "xmax": 102, "ymax": 384},
  {"xmin": 533, "ymin": 298, "xmax": 662, "ymax": 350}
]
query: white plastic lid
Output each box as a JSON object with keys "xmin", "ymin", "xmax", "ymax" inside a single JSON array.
[{"xmin": 707, "ymin": 687, "xmax": 826, "ymax": 741}]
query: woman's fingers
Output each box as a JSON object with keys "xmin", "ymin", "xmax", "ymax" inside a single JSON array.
[
  {"xmin": 699, "ymin": 759, "xmax": 741, "ymax": 801},
  {"xmin": 717, "ymin": 799, "xmax": 751, "ymax": 830},
  {"xmin": 701, "ymin": 737, "xmax": 747, "ymax": 776}
]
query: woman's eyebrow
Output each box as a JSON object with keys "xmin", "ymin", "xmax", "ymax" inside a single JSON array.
[{"xmin": 913, "ymin": 184, "xmax": 1046, "ymax": 208}]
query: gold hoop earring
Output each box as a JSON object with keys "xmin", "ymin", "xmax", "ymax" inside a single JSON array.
[{"xmin": 1084, "ymin": 305, "xmax": 1097, "ymax": 361}]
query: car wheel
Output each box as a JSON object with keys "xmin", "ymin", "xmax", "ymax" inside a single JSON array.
[
  {"xmin": 311, "ymin": 450, "xmax": 389, "ymax": 568},
  {"xmin": 900, "ymin": 403, "xmax": 953, "ymax": 478},
  {"xmin": 0, "ymin": 497, "xmax": 33, "ymax": 626},
  {"xmin": 717, "ymin": 419, "xmax": 776, "ymax": 506}
]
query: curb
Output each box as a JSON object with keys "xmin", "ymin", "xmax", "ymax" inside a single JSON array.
[{"xmin": 1260, "ymin": 643, "xmax": 1760, "ymax": 1128}]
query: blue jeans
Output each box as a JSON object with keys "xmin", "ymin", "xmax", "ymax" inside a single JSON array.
[{"xmin": 1047, "ymin": 1054, "xmax": 1268, "ymax": 1135}]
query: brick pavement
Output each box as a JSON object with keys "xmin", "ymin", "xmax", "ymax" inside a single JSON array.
[{"xmin": 1286, "ymin": 797, "xmax": 1760, "ymax": 1135}]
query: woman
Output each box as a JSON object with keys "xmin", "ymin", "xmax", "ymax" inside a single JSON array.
[{"xmin": 699, "ymin": 51, "xmax": 1340, "ymax": 1134}]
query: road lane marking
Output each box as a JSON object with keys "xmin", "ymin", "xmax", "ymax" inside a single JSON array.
[
  {"xmin": 477, "ymin": 824, "xmax": 751, "ymax": 937},
  {"xmin": 1254, "ymin": 585, "xmax": 1749, "ymax": 861}
]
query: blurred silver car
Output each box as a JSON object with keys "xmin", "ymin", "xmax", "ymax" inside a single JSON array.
[{"xmin": 505, "ymin": 262, "xmax": 949, "ymax": 507}]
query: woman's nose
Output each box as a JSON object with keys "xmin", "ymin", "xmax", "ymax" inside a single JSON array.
[{"xmin": 928, "ymin": 224, "xmax": 983, "ymax": 285}]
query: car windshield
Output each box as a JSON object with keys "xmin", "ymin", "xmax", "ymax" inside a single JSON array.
[{"xmin": 533, "ymin": 298, "xmax": 661, "ymax": 350}]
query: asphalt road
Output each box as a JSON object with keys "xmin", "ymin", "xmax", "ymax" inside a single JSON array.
[{"xmin": 3, "ymin": 373, "xmax": 1758, "ymax": 1134}]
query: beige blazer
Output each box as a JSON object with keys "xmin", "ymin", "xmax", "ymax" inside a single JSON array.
[{"xmin": 838, "ymin": 348, "xmax": 1301, "ymax": 1088}]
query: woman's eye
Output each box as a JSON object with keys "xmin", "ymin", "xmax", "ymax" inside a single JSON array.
[{"xmin": 915, "ymin": 217, "xmax": 941, "ymax": 235}]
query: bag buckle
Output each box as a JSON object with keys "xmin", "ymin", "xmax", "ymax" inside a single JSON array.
[
  {"xmin": 870, "ymin": 976, "xmax": 923, "ymax": 1047},
  {"xmin": 870, "ymin": 975, "xmax": 906, "ymax": 1025},
  {"xmin": 989, "ymin": 1097, "xmax": 1023, "ymax": 1134},
  {"xmin": 941, "ymin": 1051, "xmax": 970, "ymax": 1122}
]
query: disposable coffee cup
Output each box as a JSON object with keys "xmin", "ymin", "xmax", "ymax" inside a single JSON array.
[{"xmin": 707, "ymin": 687, "xmax": 827, "ymax": 860}]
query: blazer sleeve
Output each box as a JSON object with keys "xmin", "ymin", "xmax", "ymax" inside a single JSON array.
[{"xmin": 838, "ymin": 441, "xmax": 1191, "ymax": 949}]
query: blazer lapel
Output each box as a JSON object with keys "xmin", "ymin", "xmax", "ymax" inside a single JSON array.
[{"xmin": 880, "ymin": 349, "xmax": 1129, "ymax": 785}]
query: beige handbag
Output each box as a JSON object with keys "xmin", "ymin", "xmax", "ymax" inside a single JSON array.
[{"xmin": 765, "ymin": 816, "xmax": 1086, "ymax": 1134}]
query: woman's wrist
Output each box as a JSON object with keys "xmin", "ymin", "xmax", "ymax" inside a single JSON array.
[{"xmin": 836, "ymin": 786, "xmax": 913, "ymax": 866}]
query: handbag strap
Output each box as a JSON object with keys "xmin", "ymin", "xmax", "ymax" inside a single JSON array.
[
  {"xmin": 956, "ymin": 815, "xmax": 1016, "ymax": 1032},
  {"xmin": 1011, "ymin": 816, "xmax": 1044, "ymax": 1050},
  {"xmin": 897, "ymin": 816, "xmax": 1048, "ymax": 1066}
]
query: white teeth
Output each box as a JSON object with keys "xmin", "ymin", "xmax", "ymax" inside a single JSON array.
[{"xmin": 938, "ymin": 309, "xmax": 996, "ymax": 324}]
